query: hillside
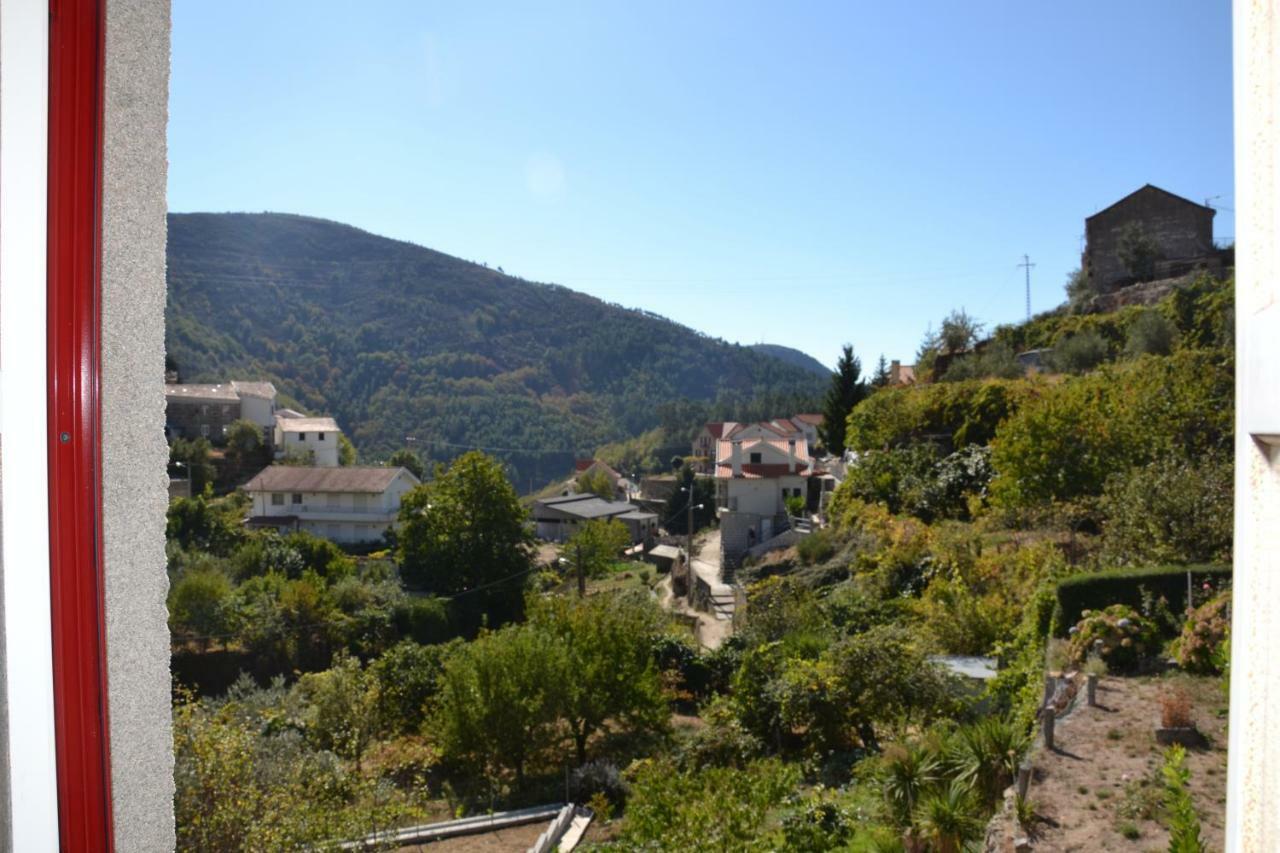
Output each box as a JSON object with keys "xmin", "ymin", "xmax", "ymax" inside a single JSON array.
[
  {"xmin": 166, "ymin": 213, "xmax": 826, "ymax": 481},
  {"xmin": 748, "ymin": 343, "xmax": 829, "ymax": 376}
]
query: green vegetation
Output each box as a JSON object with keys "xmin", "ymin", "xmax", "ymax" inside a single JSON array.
[
  {"xmin": 166, "ymin": 213, "xmax": 826, "ymax": 482},
  {"xmin": 1054, "ymin": 566, "xmax": 1231, "ymax": 631},
  {"xmin": 819, "ymin": 344, "xmax": 868, "ymax": 455},
  {"xmin": 397, "ymin": 451, "xmax": 534, "ymax": 631},
  {"xmin": 169, "ymin": 270, "xmax": 1236, "ymax": 848},
  {"xmin": 1162, "ymin": 745, "xmax": 1205, "ymax": 852}
]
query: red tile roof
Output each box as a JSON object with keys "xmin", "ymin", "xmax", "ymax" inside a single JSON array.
[
  {"xmin": 793, "ymin": 413, "xmax": 824, "ymax": 426},
  {"xmin": 704, "ymin": 422, "xmax": 729, "ymax": 438}
]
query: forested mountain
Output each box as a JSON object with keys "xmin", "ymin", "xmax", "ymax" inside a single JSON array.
[
  {"xmin": 166, "ymin": 213, "xmax": 826, "ymax": 483},
  {"xmin": 749, "ymin": 343, "xmax": 830, "ymax": 377}
]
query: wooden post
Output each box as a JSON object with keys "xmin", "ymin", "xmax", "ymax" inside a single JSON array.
[{"xmin": 1042, "ymin": 709, "xmax": 1055, "ymax": 751}]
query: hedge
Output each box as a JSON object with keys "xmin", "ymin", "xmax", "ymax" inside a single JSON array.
[{"xmin": 1053, "ymin": 564, "xmax": 1231, "ymax": 635}]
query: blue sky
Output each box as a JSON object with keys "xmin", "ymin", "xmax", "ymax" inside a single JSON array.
[{"xmin": 168, "ymin": 1, "xmax": 1233, "ymax": 370}]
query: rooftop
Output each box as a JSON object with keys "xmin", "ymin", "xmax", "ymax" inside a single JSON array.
[
  {"xmin": 276, "ymin": 415, "xmax": 341, "ymax": 433},
  {"xmin": 242, "ymin": 465, "xmax": 417, "ymax": 494}
]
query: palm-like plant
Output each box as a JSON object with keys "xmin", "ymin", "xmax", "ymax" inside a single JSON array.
[
  {"xmin": 914, "ymin": 779, "xmax": 983, "ymax": 853},
  {"xmin": 882, "ymin": 741, "xmax": 941, "ymax": 828},
  {"xmin": 948, "ymin": 715, "xmax": 1030, "ymax": 807}
]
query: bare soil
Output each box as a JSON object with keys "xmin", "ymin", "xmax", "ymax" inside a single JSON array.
[{"xmin": 1019, "ymin": 674, "xmax": 1227, "ymax": 852}]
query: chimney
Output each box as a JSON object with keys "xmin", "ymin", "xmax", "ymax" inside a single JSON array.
[
  {"xmin": 890, "ymin": 359, "xmax": 901, "ymax": 384},
  {"xmin": 731, "ymin": 440, "xmax": 743, "ymax": 477},
  {"xmin": 787, "ymin": 439, "xmax": 797, "ymax": 473}
]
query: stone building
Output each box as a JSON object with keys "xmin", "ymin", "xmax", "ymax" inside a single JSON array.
[
  {"xmin": 1083, "ymin": 184, "xmax": 1217, "ymax": 292},
  {"xmin": 164, "ymin": 379, "xmax": 277, "ymax": 444}
]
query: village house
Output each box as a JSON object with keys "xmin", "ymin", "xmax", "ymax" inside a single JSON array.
[
  {"xmin": 713, "ymin": 429, "xmax": 812, "ymax": 565},
  {"xmin": 888, "ymin": 360, "xmax": 916, "ymax": 386},
  {"xmin": 241, "ymin": 465, "xmax": 419, "ymax": 544},
  {"xmin": 791, "ymin": 413, "xmax": 824, "ymax": 452},
  {"xmin": 1083, "ymin": 184, "xmax": 1220, "ymax": 292},
  {"xmin": 165, "ymin": 379, "xmax": 278, "ymax": 444},
  {"xmin": 273, "ymin": 413, "xmax": 343, "ymax": 467},
  {"xmin": 532, "ymin": 493, "xmax": 658, "ymax": 545},
  {"xmin": 693, "ymin": 417, "xmax": 813, "ymax": 471}
]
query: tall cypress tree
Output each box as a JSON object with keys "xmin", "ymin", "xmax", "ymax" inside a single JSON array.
[
  {"xmin": 871, "ymin": 354, "xmax": 891, "ymax": 388},
  {"xmin": 819, "ymin": 344, "xmax": 867, "ymax": 456}
]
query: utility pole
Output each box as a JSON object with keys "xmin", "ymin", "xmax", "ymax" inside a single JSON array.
[
  {"xmin": 1017, "ymin": 254, "xmax": 1036, "ymax": 320},
  {"xmin": 576, "ymin": 543, "xmax": 585, "ymax": 598}
]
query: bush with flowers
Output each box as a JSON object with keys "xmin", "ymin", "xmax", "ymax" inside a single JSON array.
[
  {"xmin": 1067, "ymin": 604, "xmax": 1161, "ymax": 672},
  {"xmin": 1176, "ymin": 591, "xmax": 1231, "ymax": 674}
]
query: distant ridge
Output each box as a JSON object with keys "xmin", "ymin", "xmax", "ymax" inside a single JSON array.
[
  {"xmin": 166, "ymin": 212, "xmax": 826, "ymax": 480},
  {"xmin": 749, "ymin": 344, "xmax": 831, "ymax": 377}
]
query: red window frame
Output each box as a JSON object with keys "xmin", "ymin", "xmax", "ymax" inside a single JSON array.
[{"xmin": 47, "ymin": 0, "xmax": 114, "ymax": 849}]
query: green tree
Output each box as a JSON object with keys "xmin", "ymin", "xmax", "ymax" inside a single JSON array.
[
  {"xmin": 824, "ymin": 625, "xmax": 956, "ymax": 749},
  {"xmin": 397, "ymin": 451, "xmax": 534, "ymax": 631},
  {"xmin": 871, "ymin": 354, "xmax": 891, "ymax": 388},
  {"xmin": 168, "ymin": 567, "xmax": 234, "ymax": 649},
  {"xmin": 663, "ymin": 464, "xmax": 716, "ymax": 535},
  {"xmin": 224, "ymin": 418, "xmax": 265, "ymax": 471},
  {"xmin": 387, "ymin": 448, "xmax": 425, "ymax": 480},
  {"xmin": 1048, "ymin": 329, "xmax": 1109, "ymax": 373},
  {"xmin": 338, "ymin": 433, "xmax": 358, "ymax": 466},
  {"xmin": 529, "ymin": 593, "xmax": 668, "ymax": 763},
  {"xmin": 1100, "ymin": 452, "xmax": 1233, "ymax": 565},
  {"xmin": 369, "ymin": 640, "xmax": 450, "ymax": 735},
  {"xmin": 819, "ymin": 344, "xmax": 867, "ymax": 455},
  {"xmin": 939, "ymin": 309, "xmax": 984, "ymax": 355},
  {"xmin": 432, "ymin": 623, "xmax": 566, "ymax": 784},
  {"xmin": 166, "ymin": 493, "xmax": 243, "ymax": 555},
  {"xmin": 564, "ymin": 518, "xmax": 631, "ymax": 580},
  {"xmin": 296, "ymin": 652, "xmax": 377, "ymax": 769},
  {"xmin": 1065, "ymin": 267, "xmax": 1096, "ymax": 311},
  {"xmin": 576, "ymin": 468, "xmax": 615, "ymax": 499},
  {"xmin": 1117, "ymin": 222, "xmax": 1161, "ymax": 282},
  {"xmin": 170, "ymin": 437, "xmax": 217, "ymax": 494},
  {"xmin": 1124, "ymin": 308, "xmax": 1177, "ymax": 358}
]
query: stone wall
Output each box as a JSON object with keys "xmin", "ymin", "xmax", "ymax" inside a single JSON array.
[{"xmin": 1083, "ymin": 186, "xmax": 1215, "ymax": 292}]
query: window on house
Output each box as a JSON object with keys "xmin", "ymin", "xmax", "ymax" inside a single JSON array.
[
  {"xmin": 318, "ymin": 432, "xmax": 326, "ymax": 440},
  {"xmin": 291, "ymin": 493, "xmax": 302, "ymax": 505},
  {"xmin": 271, "ymin": 493, "xmax": 284, "ymax": 506},
  {"xmin": 749, "ymin": 452, "xmax": 762, "ymax": 464},
  {"xmin": 200, "ymin": 424, "xmax": 209, "ymax": 437},
  {"xmin": 298, "ymin": 432, "xmax": 307, "ymax": 440}
]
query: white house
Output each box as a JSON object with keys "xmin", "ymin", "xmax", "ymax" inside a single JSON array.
[
  {"xmin": 242, "ymin": 465, "xmax": 419, "ymax": 544},
  {"xmin": 714, "ymin": 436, "xmax": 810, "ymax": 517},
  {"xmin": 713, "ymin": 432, "xmax": 812, "ymax": 563},
  {"xmin": 273, "ymin": 414, "xmax": 343, "ymax": 467}
]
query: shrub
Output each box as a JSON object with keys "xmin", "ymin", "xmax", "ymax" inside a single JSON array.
[
  {"xmin": 1048, "ymin": 329, "xmax": 1109, "ymax": 373},
  {"xmin": 1160, "ymin": 684, "xmax": 1196, "ymax": 729},
  {"xmin": 1054, "ymin": 565, "xmax": 1231, "ymax": 631},
  {"xmin": 1124, "ymin": 309, "xmax": 1178, "ymax": 357},
  {"xmin": 1066, "ymin": 605, "xmax": 1160, "ymax": 672},
  {"xmin": 616, "ymin": 759, "xmax": 798, "ymax": 849},
  {"xmin": 1162, "ymin": 745, "xmax": 1205, "ymax": 852},
  {"xmin": 989, "ymin": 350, "xmax": 1233, "ymax": 510},
  {"xmin": 780, "ymin": 791, "xmax": 856, "ymax": 851},
  {"xmin": 1100, "ymin": 453, "xmax": 1233, "ymax": 566},
  {"xmin": 845, "ymin": 378, "xmax": 1031, "ymax": 452},
  {"xmin": 1177, "ymin": 592, "xmax": 1231, "ymax": 675},
  {"xmin": 795, "ymin": 528, "xmax": 838, "ymax": 566},
  {"xmin": 569, "ymin": 759, "xmax": 628, "ymax": 809}
]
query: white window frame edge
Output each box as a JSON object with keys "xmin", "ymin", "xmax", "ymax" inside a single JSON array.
[{"xmin": 0, "ymin": 0, "xmax": 61, "ymax": 849}]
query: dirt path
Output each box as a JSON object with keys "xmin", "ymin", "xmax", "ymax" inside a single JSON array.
[{"xmin": 1022, "ymin": 674, "xmax": 1226, "ymax": 851}]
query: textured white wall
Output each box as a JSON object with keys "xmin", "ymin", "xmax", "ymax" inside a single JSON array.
[
  {"xmin": 101, "ymin": 0, "xmax": 175, "ymax": 849},
  {"xmin": 1227, "ymin": 1, "xmax": 1280, "ymax": 848}
]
